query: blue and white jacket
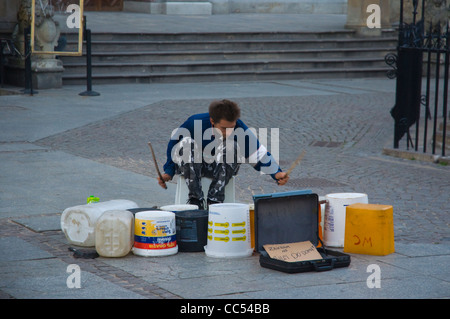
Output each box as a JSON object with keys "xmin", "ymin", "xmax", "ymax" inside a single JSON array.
[{"xmin": 163, "ymin": 113, "xmax": 282, "ymax": 180}]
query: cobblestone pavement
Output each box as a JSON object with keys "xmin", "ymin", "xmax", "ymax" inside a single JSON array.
[
  {"xmin": 0, "ymin": 218, "xmax": 181, "ymax": 299},
  {"xmin": 35, "ymin": 89, "xmax": 450, "ymax": 245},
  {"xmin": 2, "ymin": 77, "xmax": 450, "ymax": 300}
]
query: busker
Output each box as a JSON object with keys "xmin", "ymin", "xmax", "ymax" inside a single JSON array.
[{"xmin": 157, "ymin": 99, "xmax": 289, "ymax": 209}]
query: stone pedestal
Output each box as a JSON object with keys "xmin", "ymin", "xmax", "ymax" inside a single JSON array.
[
  {"xmin": 346, "ymin": 0, "xmax": 392, "ymax": 36},
  {"xmin": 5, "ymin": 57, "xmax": 63, "ymax": 89},
  {"xmin": 32, "ymin": 58, "xmax": 64, "ymax": 89},
  {"xmin": 6, "ymin": 0, "xmax": 64, "ymax": 89}
]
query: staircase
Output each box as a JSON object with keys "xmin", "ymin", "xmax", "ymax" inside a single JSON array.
[{"xmin": 60, "ymin": 30, "xmax": 397, "ymax": 85}]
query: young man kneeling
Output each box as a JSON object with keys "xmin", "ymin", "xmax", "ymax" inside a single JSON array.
[{"xmin": 158, "ymin": 99, "xmax": 288, "ymax": 210}]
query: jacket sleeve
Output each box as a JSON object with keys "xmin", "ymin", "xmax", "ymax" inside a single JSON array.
[
  {"xmin": 163, "ymin": 118, "xmax": 194, "ymax": 177},
  {"xmin": 235, "ymin": 120, "xmax": 282, "ymax": 180}
]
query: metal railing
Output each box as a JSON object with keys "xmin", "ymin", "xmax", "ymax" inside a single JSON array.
[{"xmin": 386, "ymin": 0, "xmax": 449, "ymax": 157}]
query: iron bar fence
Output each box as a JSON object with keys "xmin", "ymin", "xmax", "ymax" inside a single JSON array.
[{"xmin": 386, "ymin": 0, "xmax": 449, "ymax": 157}]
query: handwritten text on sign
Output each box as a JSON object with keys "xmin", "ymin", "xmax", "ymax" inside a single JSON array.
[{"xmin": 263, "ymin": 241, "xmax": 323, "ymax": 263}]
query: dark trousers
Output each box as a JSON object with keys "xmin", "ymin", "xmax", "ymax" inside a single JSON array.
[{"xmin": 174, "ymin": 137, "xmax": 240, "ymax": 202}]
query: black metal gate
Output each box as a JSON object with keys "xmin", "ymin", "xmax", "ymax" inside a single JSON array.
[{"xmin": 386, "ymin": 0, "xmax": 449, "ymax": 156}]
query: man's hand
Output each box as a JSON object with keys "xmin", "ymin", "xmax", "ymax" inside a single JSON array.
[
  {"xmin": 158, "ymin": 173, "xmax": 172, "ymax": 188},
  {"xmin": 275, "ymin": 172, "xmax": 289, "ymax": 186}
]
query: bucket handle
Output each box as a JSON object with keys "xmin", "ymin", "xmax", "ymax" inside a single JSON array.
[{"xmin": 313, "ymin": 259, "xmax": 335, "ymax": 272}]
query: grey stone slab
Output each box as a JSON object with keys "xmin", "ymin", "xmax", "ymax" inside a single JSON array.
[
  {"xmin": 0, "ymin": 143, "xmax": 48, "ymax": 153},
  {"xmin": 308, "ymin": 78, "xmax": 397, "ymax": 94},
  {"xmin": 241, "ymin": 276, "xmax": 450, "ymax": 299},
  {"xmin": 0, "ymin": 258, "xmax": 145, "ymax": 299},
  {"xmin": 102, "ymin": 252, "xmax": 260, "ymax": 283},
  {"xmin": 0, "ymin": 237, "xmax": 53, "ymax": 262},
  {"xmin": 272, "ymin": 80, "xmax": 386, "ymax": 95},
  {"xmin": 0, "ymin": 149, "xmax": 175, "ymax": 219},
  {"xmin": 104, "ymin": 250, "xmax": 423, "ymax": 299},
  {"xmin": 392, "ymin": 242, "xmax": 450, "ymax": 257},
  {"xmin": 273, "ymin": 257, "xmax": 416, "ymax": 290},
  {"xmin": 156, "ymin": 272, "xmax": 291, "ymax": 299},
  {"xmin": 11, "ymin": 214, "xmax": 61, "ymax": 232},
  {"xmin": 379, "ymin": 255, "xmax": 450, "ymax": 282},
  {"xmin": 0, "ymin": 205, "xmax": 60, "ymax": 220}
]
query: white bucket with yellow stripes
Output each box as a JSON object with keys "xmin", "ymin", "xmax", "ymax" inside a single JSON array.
[{"xmin": 204, "ymin": 203, "xmax": 253, "ymax": 258}]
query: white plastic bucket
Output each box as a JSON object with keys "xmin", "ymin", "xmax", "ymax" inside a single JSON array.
[
  {"xmin": 61, "ymin": 199, "xmax": 138, "ymax": 247},
  {"xmin": 95, "ymin": 210, "xmax": 134, "ymax": 257},
  {"xmin": 323, "ymin": 193, "xmax": 368, "ymax": 247},
  {"xmin": 160, "ymin": 204, "xmax": 198, "ymax": 212},
  {"xmin": 204, "ymin": 203, "xmax": 253, "ymax": 258},
  {"xmin": 132, "ymin": 210, "xmax": 178, "ymax": 257}
]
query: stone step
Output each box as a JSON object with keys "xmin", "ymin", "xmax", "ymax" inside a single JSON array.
[
  {"xmin": 60, "ymin": 30, "xmax": 397, "ymax": 84},
  {"xmin": 435, "ymin": 129, "xmax": 450, "ymax": 145},
  {"xmin": 435, "ymin": 133, "xmax": 450, "ymax": 145},
  {"xmin": 63, "ymin": 37, "xmax": 397, "ymax": 52},
  {"xmin": 62, "ymin": 57, "xmax": 388, "ymax": 75},
  {"xmin": 60, "ymin": 47, "xmax": 395, "ymax": 63},
  {"xmin": 431, "ymin": 122, "xmax": 450, "ymax": 151},
  {"xmin": 62, "ymin": 29, "xmax": 396, "ymax": 42},
  {"xmin": 62, "ymin": 66, "xmax": 390, "ymax": 85},
  {"xmin": 438, "ymin": 122, "xmax": 450, "ymax": 132}
]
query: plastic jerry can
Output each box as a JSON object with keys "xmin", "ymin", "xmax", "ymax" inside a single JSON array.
[
  {"xmin": 344, "ymin": 203, "xmax": 395, "ymax": 256},
  {"xmin": 61, "ymin": 199, "xmax": 138, "ymax": 247},
  {"xmin": 95, "ymin": 210, "xmax": 135, "ymax": 257}
]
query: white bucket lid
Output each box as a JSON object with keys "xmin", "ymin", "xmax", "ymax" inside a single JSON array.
[
  {"xmin": 135, "ymin": 210, "xmax": 175, "ymax": 219},
  {"xmin": 160, "ymin": 204, "xmax": 198, "ymax": 211},
  {"xmin": 326, "ymin": 193, "xmax": 368, "ymax": 199}
]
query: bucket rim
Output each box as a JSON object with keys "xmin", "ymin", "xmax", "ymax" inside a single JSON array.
[
  {"xmin": 209, "ymin": 203, "xmax": 249, "ymax": 208},
  {"xmin": 325, "ymin": 193, "xmax": 368, "ymax": 199},
  {"xmin": 176, "ymin": 209, "xmax": 209, "ymax": 217},
  {"xmin": 160, "ymin": 204, "xmax": 199, "ymax": 211},
  {"xmin": 135, "ymin": 210, "xmax": 175, "ymax": 218}
]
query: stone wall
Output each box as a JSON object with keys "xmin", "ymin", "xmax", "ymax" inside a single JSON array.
[{"xmin": 0, "ymin": 0, "xmax": 21, "ymax": 33}]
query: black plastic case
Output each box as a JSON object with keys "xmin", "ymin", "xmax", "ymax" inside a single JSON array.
[{"xmin": 253, "ymin": 191, "xmax": 351, "ymax": 273}]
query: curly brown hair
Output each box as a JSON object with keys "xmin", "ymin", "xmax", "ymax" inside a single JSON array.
[{"xmin": 208, "ymin": 99, "xmax": 241, "ymax": 123}]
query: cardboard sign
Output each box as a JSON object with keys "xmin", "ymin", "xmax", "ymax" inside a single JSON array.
[{"xmin": 263, "ymin": 241, "xmax": 323, "ymax": 263}]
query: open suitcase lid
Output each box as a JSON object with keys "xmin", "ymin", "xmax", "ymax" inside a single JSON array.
[{"xmin": 253, "ymin": 190, "xmax": 319, "ymax": 253}]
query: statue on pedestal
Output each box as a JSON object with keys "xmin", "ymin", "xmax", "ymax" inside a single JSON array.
[
  {"xmin": 32, "ymin": 0, "xmax": 64, "ymax": 78},
  {"xmin": 424, "ymin": 0, "xmax": 449, "ymax": 32},
  {"xmin": 10, "ymin": 0, "xmax": 64, "ymax": 89}
]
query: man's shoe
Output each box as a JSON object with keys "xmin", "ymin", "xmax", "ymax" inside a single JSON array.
[
  {"xmin": 187, "ymin": 197, "xmax": 205, "ymax": 210},
  {"xmin": 207, "ymin": 199, "xmax": 222, "ymax": 209}
]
